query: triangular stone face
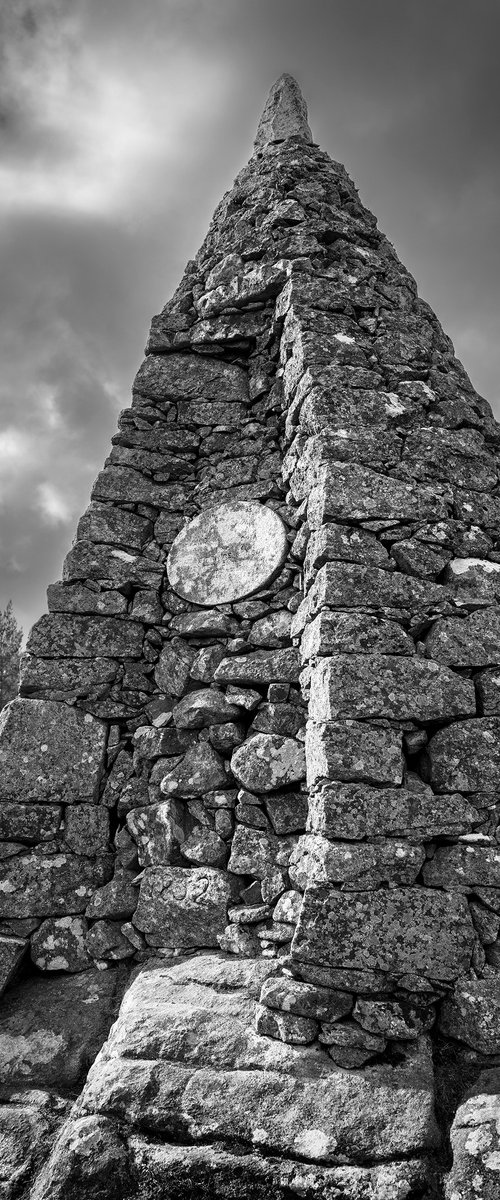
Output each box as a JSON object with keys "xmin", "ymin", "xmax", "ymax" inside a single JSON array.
[{"xmin": 2, "ymin": 78, "xmax": 500, "ymax": 1197}]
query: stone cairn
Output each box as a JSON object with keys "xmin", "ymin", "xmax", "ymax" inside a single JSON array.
[{"xmin": 1, "ymin": 75, "xmax": 500, "ymax": 1199}]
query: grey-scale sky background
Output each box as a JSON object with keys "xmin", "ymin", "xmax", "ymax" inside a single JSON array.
[{"xmin": 1, "ymin": 0, "xmax": 499, "ymax": 638}]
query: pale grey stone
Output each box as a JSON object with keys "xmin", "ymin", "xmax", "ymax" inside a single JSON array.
[
  {"xmin": 214, "ymin": 648, "xmax": 300, "ymax": 685},
  {"xmin": 126, "ymin": 800, "xmax": 188, "ymax": 867},
  {"xmin": 133, "ymin": 866, "xmax": 233, "ymax": 947},
  {"xmin": 300, "ymin": 611, "xmax": 414, "ymax": 660},
  {"xmin": 424, "ymin": 718, "xmax": 500, "ymax": 792},
  {"xmin": 231, "ymin": 732, "xmax": 306, "ymax": 793},
  {"xmin": 309, "ymin": 654, "xmax": 475, "ymax": 722},
  {"xmin": 306, "ymin": 721, "xmax": 404, "ymax": 787},
  {"xmin": 307, "ymin": 781, "xmax": 476, "ymax": 840},
  {"xmin": 439, "ymin": 979, "xmax": 500, "ymax": 1053},
  {"xmin": 445, "ymin": 1068, "xmax": 500, "ymax": 1200},
  {"xmin": 27, "ymin": 614, "xmax": 144, "ymax": 659},
  {"xmin": 254, "ymin": 74, "xmax": 313, "ymax": 150},
  {"xmin": 167, "ymin": 502, "xmax": 287, "ymax": 605},
  {"xmin": 291, "ymin": 886, "xmax": 475, "ymax": 982},
  {"xmin": 0, "ymin": 699, "xmax": 106, "ymax": 805},
  {"xmin": 288, "ymin": 833, "xmax": 424, "ymax": 891},
  {"xmin": 227, "ymin": 825, "xmax": 296, "ymax": 879},
  {"xmin": 172, "ymin": 688, "xmax": 241, "ymax": 728}
]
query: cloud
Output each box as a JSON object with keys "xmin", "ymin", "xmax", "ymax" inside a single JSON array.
[
  {"xmin": 36, "ymin": 482, "xmax": 73, "ymax": 526},
  {"xmin": 0, "ymin": 0, "xmax": 238, "ymax": 218}
]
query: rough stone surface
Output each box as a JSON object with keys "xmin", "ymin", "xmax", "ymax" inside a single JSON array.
[
  {"xmin": 0, "ymin": 850, "xmax": 113, "ymax": 918},
  {"xmin": 306, "ymin": 721, "xmax": 404, "ymax": 787},
  {"xmin": 439, "ymin": 979, "xmax": 500, "ymax": 1053},
  {"xmin": 445, "ymin": 1069, "xmax": 500, "ymax": 1200},
  {"xmin": 133, "ymin": 867, "xmax": 234, "ymax": 946},
  {"xmin": 30, "ymin": 916, "xmax": 91, "ymax": 972},
  {"xmin": 44, "ymin": 955, "xmax": 439, "ymax": 1177},
  {"xmin": 307, "ymin": 780, "xmax": 476, "ymax": 840},
  {"xmin": 0, "ymin": 699, "xmax": 106, "ymax": 805},
  {"xmin": 424, "ymin": 718, "xmax": 500, "ymax": 792},
  {"xmin": 231, "ymin": 732, "xmax": 306, "ymax": 792},
  {"xmin": 167, "ymin": 502, "xmax": 287, "ymax": 605},
  {"xmin": 291, "ymin": 887, "xmax": 475, "ymax": 981},
  {"xmin": 254, "ymin": 73, "xmax": 313, "ymax": 150},
  {"xmin": 309, "ymin": 653, "xmax": 475, "ymax": 722},
  {"xmin": 288, "ymin": 833, "xmax": 425, "ymax": 890}
]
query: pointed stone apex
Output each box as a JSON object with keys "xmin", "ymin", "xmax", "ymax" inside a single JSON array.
[{"xmin": 254, "ymin": 74, "xmax": 313, "ymax": 152}]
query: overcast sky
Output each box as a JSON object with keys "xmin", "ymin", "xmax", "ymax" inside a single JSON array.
[{"xmin": 1, "ymin": 0, "xmax": 500, "ymax": 638}]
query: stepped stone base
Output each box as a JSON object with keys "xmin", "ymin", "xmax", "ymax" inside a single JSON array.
[{"xmin": 27, "ymin": 953, "xmax": 440, "ymax": 1198}]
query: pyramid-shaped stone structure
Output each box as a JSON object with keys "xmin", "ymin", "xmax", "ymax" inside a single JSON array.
[{"xmin": 1, "ymin": 76, "xmax": 500, "ymax": 1199}]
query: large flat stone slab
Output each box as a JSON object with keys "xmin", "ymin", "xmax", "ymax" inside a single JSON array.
[
  {"xmin": 291, "ymin": 887, "xmax": 475, "ymax": 982},
  {"xmin": 309, "ymin": 654, "xmax": 475, "ymax": 722},
  {"xmin": 0, "ymin": 850, "xmax": 113, "ymax": 918},
  {"xmin": 0, "ymin": 699, "xmax": 107, "ymax": 805},
  {"xmin": 167, "ymin": 502, "xmax": 287, "ymax": 605},
  {"xmin": 71, "ymin": 954, "xmax": 440, "ymax": 1165}
]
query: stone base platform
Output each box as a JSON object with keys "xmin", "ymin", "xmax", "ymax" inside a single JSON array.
[{"xmin": 29, "ymin": 953, "xmax": 441, "ymax": 1199}]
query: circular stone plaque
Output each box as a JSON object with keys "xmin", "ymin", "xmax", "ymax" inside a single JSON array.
[{"xmin": 166, "ymin": 501, "xmax": 288, "ymax": 606}]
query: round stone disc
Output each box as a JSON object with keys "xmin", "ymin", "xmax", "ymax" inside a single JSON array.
[{"xmin": 167, "ymin": 501, "xmax": 288, "ymax": 606}]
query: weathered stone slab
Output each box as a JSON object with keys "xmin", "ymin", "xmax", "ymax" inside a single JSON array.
[
  {"xmin": 308, "ymin": 462, "xmax": 450, "ymax": 526},
  {"xmin": 293, "ymin": 562, "xmax": 451, "ymax": 633},
  {"xmin": 0, "ymin": 851, "xmax": 113, "ymax": 918},
  {"xmin": 19, "ymin": 655, "xmax": 118, "ymax": 698},
  {"xmin": 47, "ymin": 581, "xmax": 128, "ymax": 617},
  {"xmin": 425, "ymin": 607, "xmax": 500, "ymax": 667},
  {"xmin": 133, "ymin": 866, "xmax": 233, "ymax": 947},
  {"xmin": 288, "ymin": 834, "xmax": 424, "ymax": 891},
  {"xmin": 288, "ymin": 431, "xmax": 402, "ymax": 499},
  {"xmin": 77, "ymin": 501, "xmax": 153, "ymax": 549},
  {"xmin": 62, "ymin": 541, "xmax": 163, "ymax": 588},
  {"xmin": 424, "ymin": 718, "xmax": 500, "ymax": 792},
  {"xmin": 85, "ymin": 870, "xmax": 138, "ymax": 920},
  {"xmin": 0, "ymin": 699, "xmax": 106, "ymax": 805},
  {"xmin": 254, "ymin": 73, "xmax": 313, "ymax": 149},
  {"xmin": 92, "ymin": 465, "xmax": 194, "ymax": 509},
  {"xmin": 304, "ymin": 523, "xmax": 390, "ymax": 578},
  {"xmin": 265, "ymin": 790, "xmax": 308, "ymax": 834},
  {"xmin": 445, "ymin": 1068, "xmax": 500, "ymax": 1200},
  {"xmin": 64, "ymin": 806, "xmax": 110, "ymax": 856},
  {"xmin": 423, "ymin": 844, "xmax": 500, "ymax": 888},
  {"xmin": 353, "ymin": 997, "xmax": 435, "ymax": 1041},
  {"xmin": 74, "ymin": 955, "xmax": 439, "ymax": 1164},
  {"xmin": 0, "ymin": 969, "xmax": 123, "ymax": 1088},
  {"xmin": 231, "ymin": 733, "xmax": 305, "ymax": 792},
  {"xmin": 301, "ymin": 611, "xmax": 414, "ymax": 660},
  {"xmin": 306, "ymin": 721, "xmax": 404, "ymax": 787},
  {"xmin": 133, "ymin": 351, "xmax": 248, "ymax": 405},
  {"xmin": 154, "ymin": 637, "xmax": 195, "ymax": 696},
  {"xmin": 0, "ymin": 803, "xmax": 62, "ymax": 843},
  {"xmin": 439, "ymin": 979, "xmax": 500, "ymax": 1053},
  {"xmin": 214, "ymin": 648, "xmax": 300, "ymax": 685},
  {"xmin": 307, "ymin": 781, "xmax": 476, "ymax": 840},
  {"xmin": 27, "ymin": 614, "xmax": 144, "ymax": 659},
  {"xmin": 227, "ymin": 825, "xmax": 295, "ymax": 879},
  {"xmin": 309, "ymin": 654, "xmax": 475, "ymax": 721},
  {"xmin": 402, "ymin": 427, "xmax": 497, "ymax": 490},
  {"xmin": 291, "ymin": 887, "xmax": 475, "ymax": 981},
  {"xmin": 167, "ymin": 502, "xmax": 287, "ymax": 605}
]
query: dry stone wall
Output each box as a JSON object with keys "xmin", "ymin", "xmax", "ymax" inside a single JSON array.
[{"xmin": 2, "ymin": 72, "xmax": 500, "ymax": 1199}]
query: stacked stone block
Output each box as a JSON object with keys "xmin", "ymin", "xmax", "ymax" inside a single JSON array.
[{"xmin": 2, "ymin": 76, "xmax": 500, "ymax": 1200}]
